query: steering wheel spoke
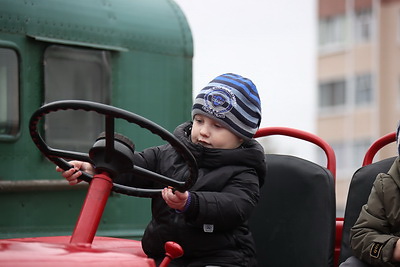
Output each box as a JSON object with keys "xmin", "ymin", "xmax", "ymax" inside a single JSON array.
[{"xmin": 131, "ymin": 166, "xmax": 187, "ymax": 190}]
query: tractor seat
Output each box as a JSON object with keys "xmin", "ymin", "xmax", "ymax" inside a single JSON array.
[{"xmin": 249, "ymin": 153, "xmax": 336, "ymax": 267}]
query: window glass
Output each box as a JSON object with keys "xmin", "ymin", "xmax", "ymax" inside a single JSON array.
[
  {"xmin": 319, "ymin": 15, "xmax": 347, "ymax": 48},
  {"xmin": 44, "ymin": 45, "xmax": 111, "ymax": 152},
  {"xmin": 355, "ymin": 9, "xmax": 373, "ymax": 43},
  {"xmin": 355, "ymin": 73, "xmax": 373, "ymax": 105},
  {"xmin": 319, "ymin": 79, "xmax": 346, "ymax": 108},
  {"xmin": 0, "ymin": 48, "xmax": 19, "ymax": 139},
  {"xmin": 319, "ymin": 74, "xmax": 373, "ymax": 111}
]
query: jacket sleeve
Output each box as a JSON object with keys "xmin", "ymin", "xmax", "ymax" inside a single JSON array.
[
  {"xmin": 350, "ymin": 173, "xmax": 400, "ymax": 266},
  {"xmin": 186, "ymin": 169, "xmax": 260, "ymax": 231}
]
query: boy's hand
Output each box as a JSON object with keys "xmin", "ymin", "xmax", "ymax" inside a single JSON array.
[
  {"xmin": 393, "ymin": 239, "xmax": 400, "ymax": 262},
  {"xmin": 162, "ymin": 187, "xmax": 189, "ymax": 211},
  {"xmin": 56, "ymin": 160, "xmax": 94, "ymax": 185}
]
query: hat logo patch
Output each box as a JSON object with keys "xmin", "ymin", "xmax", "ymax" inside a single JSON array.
[
  {"xmin": 211, "ymin": 94, "xmax": 225, "ymax": 107},
  {"xmin": 203, "ymin": 87, "xmax": 236, "ymax": 118}
]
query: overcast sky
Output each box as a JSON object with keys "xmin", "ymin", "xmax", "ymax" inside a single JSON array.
[{"xmin": 174, "ymin": 0, "xmax": 317, "ymax": 158}]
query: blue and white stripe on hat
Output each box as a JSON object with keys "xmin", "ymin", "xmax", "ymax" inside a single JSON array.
[{"xmin": 192, "ymin": 73, "xmax": 262, "ymax": 140}]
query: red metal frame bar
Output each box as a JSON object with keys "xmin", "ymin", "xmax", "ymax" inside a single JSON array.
[
  {"xmin": 362, "ymin": 132, "xmax": 396, "ymax": 166},
  {"xmin": 335, "ymin": 218, "xmax": 344, "ymax": 267},
  {"xmin": 255, "ymin": 127, "xmax": 336, "ymax": 178},
  {"xmin": 70, "ymin": 172, "xmax": 113, "ymax": 244}
]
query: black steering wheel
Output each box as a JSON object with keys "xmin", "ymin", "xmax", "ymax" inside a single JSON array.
[{"xmin": 29, "ymin": 100, "xmax": 198, "ymax": 198}]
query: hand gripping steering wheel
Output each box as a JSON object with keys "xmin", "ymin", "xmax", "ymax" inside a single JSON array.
[{"xmin": 29, "ymin": 100, "xmax": 198, "ymax": 197}]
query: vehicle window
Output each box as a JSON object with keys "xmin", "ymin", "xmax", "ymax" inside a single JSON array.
[
  {"xmin": 44, "ymin": 45, "xmax": 111, "ymax": 152},
  {"xmin": 0, "ymin": 48, "xmax": 19, "ymax": 139}
]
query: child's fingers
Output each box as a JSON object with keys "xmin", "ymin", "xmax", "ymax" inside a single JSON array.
[
  {"xmin": 162, "ymin": 188, "xmax": 175, "ymax": 203},
  {"xmin": 55, "ymin": 162, "xmax": 84, "ymax": 186},
  {"xmin": 162, "ymin": 187, "xmax": 188, "ymax": 209},
  {"xmin": 174, "ymin": 190, "xmax": 187, "ymax": 200},
  {"xmin": 65, "ymin": 171, "xmax": 82, "ymax": 185},
  {"xmin": 61, "ymin": 168, "xmax": 74, "ymax": 178}
]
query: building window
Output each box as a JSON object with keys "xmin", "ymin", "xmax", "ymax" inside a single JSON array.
[
  {"xmin": 319, "ymin": 8, "xmax": 373, "ymax": 51},
  {"xmin": 319, "ymin": 15, "xmax": 347, "ymax": 49},
  {"xmin": 0, "ymin": 48, "xmax": 19, "ymax": 139},
  {"xmin": 318, "ymin": 79, "xmax": 346, "ymax": 108},
  {"xmin": 355, "ymin": 73, "xmax": 373, "ymax": 106},
  {"xmin": 44, "ymin": 45, "xmax": 111, "ymax": 152},
  {"xmin": 328, "ymin": 139, "xmax": 370, "ymax": 176},
  {"xmin": 319, "ymin": 73, "xmax": 373, "ymax": 111},
  {"xmin": 355, "ymin": 9, "xmax": 373, "ymax": 43}
]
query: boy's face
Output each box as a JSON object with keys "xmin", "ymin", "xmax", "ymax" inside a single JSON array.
[{"xmin": 191, "ymin": 114, "xmax": 243, "ymax": 149}]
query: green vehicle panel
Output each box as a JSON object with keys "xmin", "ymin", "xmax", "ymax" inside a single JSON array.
[{"xmin": 0, "ymin": 0, "xmax": 193, "ymax": 239}]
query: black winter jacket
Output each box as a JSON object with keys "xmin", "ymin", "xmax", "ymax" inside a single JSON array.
[{"xmin": 117, "ymin": 122, "xmax": 266, "ymax": 267}]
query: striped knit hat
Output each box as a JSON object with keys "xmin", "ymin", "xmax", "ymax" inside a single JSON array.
[{"xmin": 192, "ymin": 73, "xmax": 262, "ymax": 140}]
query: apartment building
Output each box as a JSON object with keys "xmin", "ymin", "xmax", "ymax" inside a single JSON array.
[{"xmin": 317, "ymin": 0, "xmax": 400, "ymax": 214}]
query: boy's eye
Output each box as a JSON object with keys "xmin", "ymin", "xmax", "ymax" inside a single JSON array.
[{"xmin": 214, "ymin": 124, "xmax": 222, "ymax": 128}]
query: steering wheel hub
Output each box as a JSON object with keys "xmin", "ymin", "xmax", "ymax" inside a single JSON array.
[{"xmin": 89, "ymin": 132, "xmax": 135, "ymax": 178}]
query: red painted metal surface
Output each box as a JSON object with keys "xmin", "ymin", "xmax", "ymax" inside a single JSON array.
[
  {"xmin": 362, "ymin": 132, "xmax": 396, "ymax": 166},
  {"xmin": 159, "ymin": 242, "xmax": 184, "ymax": 267},
  {"xmin": 0, "ymin": 171, "xmax": 163, "ymax": 266},
  {"xmin": 0, "ymin": 171, "xmax": 185, "ymax": 266},
  {"xmin": 0, "ymin": 236, "xmax": 155, "ymax": 266},
  {"xmin": 335, "ymin": 218, "xmax": 344, "ymax": 267},
  {"xmin": 70, "ymin": 172, "xmax": 113, "ymax": 244},
  {"xmin": 255, "ymin": 127, "xmax": 336, "ymax": 178}
]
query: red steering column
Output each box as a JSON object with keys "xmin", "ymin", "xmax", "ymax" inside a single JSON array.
[{"xmin": 70, "ymin": 172, "xmax": 113, "ymax": 245}]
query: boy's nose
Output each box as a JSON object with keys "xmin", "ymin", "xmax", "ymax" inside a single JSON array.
[{"xmin": 199, "ymin": 126, "xmax": 210, "ymax": 137}]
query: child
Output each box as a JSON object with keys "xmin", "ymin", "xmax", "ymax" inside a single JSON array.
[
  {"xmin": 341, "ymin": 123, "xmax": 400, "ymax": 267},
  {"xmin": 57, "ymin": 73, "xmax": 266, "ymax": 267}
]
